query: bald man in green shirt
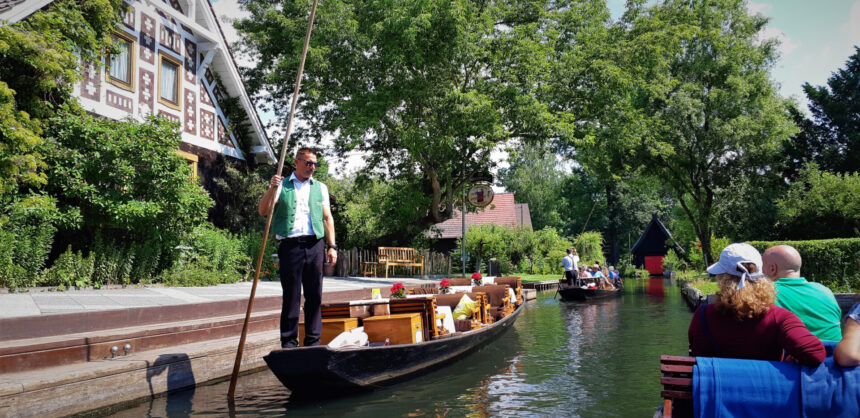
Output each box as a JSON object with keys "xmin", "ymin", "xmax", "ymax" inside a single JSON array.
[{"xmin": 763, "ymin": 245, "xmax": 842, "ymax": 342}]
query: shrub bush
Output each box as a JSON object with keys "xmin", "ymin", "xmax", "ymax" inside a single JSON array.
[
  {"xmin": 748, "ymin": 238, "xmax": 860, "ymax": 292},
  {"xmin": 42, "ymin": 246, "xmax": 95, "ymax": 290},
  {"xmin": 0, "ymin": 201, "xmax": 57, "ymax": 289}
]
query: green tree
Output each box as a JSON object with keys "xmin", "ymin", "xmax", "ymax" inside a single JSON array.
[
  {"xmin": 235, "ymin": 0, "xmax": 560, "ymax": 235},
  {"xmin": 0, "ymin": 0, "xmax": 122, "ymax": 204},
  {"xmin": 801, "ymin": 46, "xmax": 860, "ymax": 174},
  {"xmin": 566, "ymin": 0, "xmax": 797, "ymax": 265},
  {"xmin": 776, "ymin": 164, "xmax": 860, "ymax": 239},
  {"xmin": 498, "ymin": 145, "xmax": 566, "ymax": 231}
]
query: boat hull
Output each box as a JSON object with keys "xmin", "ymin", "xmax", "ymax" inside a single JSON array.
[
  {"xmin": 264, "ymin": 303, "xmax": 523, "ymax": 394},
  {"xmin": 558, "ymin": 286, "xmax": 621, "ymax": 301}
]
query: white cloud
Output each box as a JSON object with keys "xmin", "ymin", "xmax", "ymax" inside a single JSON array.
[
  {"xmin": 746, "ymin": 1, "xmax": 772, "ymax": 16},
  {"xmin": 757, "ymin": 26, "xmax": 799, "ymax": 57}
]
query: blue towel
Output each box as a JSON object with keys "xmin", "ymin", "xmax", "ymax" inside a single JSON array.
[
  {"xmin": 693, "ymin": 357, "xmax": 801, "ymax": 418},
  {"xmin": 693, "ymin": 353, "xmax": 860, "ymax": 418},
  {"xmin": 801, "ymin": 357, "xmax": 860, "ymax": 417}
]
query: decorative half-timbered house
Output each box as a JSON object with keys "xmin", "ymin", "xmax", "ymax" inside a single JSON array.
[{"xmin": 1, "ymin": 0, "xmax": 276, "ymax": 180}]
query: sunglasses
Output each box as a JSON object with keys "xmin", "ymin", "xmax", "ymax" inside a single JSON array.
[{"xmin": 297, "ymin": 158, "xmax": 321, "ymax": 168}]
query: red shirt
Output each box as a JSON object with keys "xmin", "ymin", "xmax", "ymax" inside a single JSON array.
[{"xmin": 688, "ymin": 304, "xmax": 825, "ymax": 367}]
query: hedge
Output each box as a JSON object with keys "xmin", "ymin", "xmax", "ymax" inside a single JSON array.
[{"xmin": 748, "ymin": 238, "xmax": 860, "ymax": 292}]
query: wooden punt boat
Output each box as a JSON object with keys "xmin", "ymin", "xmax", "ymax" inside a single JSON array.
[
  {"xmin": 264, "ymin": 302, "xmax": 523, "ymax": 394},
  {"xmin": 558, "ymin": 281, "xmax": 622, "ymax": 301}
]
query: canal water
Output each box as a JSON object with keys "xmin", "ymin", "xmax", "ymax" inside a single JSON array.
[{"xmin": 107, "ymin": 278, "xmax": 692, "ymax": 417}]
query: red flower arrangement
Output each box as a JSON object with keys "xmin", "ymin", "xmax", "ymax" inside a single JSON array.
[
  {"xmin": 390, "ymin": 282, "xmax": 406, "ymax": 298},
  {"xmin": 440, "ymin": 279, "xmax": 452, "ymax": 294},
  {"xmin": 471, "ymin": 272, "xmax": 483, "ymax": 286}
]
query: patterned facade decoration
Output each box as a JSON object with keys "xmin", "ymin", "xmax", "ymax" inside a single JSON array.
[
  {"xmin": 139, "ymin": 13, "xmax": 156, "ymax": 65},
  {"xmin": 107, "ymin": 90, "xmax": 133, "ymax": 112},
  {"xmin": 184, "ymin": 39, "xmax": 197, "ymax": 85},
  {"xmin": 139, "ymin": 68, "xmax": 154, "ymax": 116},
  {"xmin": 158, "ymin": 110, "xmax": 180, "ymax": 123},
  {"xmin": 200, "ymin": 83, "xmax": 213, "ymax": 106},
  {"xmin": 120, "ymin": 6, "xmax": 135, "ymax": 29},
  {"xmin": 200, "ymin": 109, "xmax": 215, "ymax": 141},
  {"xmin": 81, "ymin": 60, "xmax": 100, "ymax": 101},
  {"xmin": 205, "ymin": 68, "xmax": 214, "ymax": 85},
  {"xmin": 159, "ymin": 22, "xmax": 182, "ymax": 53},
  {"xmin": 184, "ymin": 88, "xmax": 196, "ymax": 135},
  {"xmin": 218, "ymin": 117, "xmax": 233, "ymax": 147}
]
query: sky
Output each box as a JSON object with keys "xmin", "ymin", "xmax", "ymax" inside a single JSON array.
[{"xmin": 211, "ymin": 0, "xmax": 860, "ymax": 176}]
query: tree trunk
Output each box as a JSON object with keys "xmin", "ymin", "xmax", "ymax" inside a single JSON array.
[{"xmin": 605, "ymin": 181, "xmax": 619, "ymax": 265}]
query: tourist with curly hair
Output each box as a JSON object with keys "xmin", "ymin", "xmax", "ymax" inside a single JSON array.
[{"xmin": 687, "ymin": 243, "xmax": 825, "ymax": 367}]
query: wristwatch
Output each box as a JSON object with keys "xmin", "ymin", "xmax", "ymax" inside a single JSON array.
[{"xmin": 328, "ymin": 244, "xmax": 338, "ymax": 250}]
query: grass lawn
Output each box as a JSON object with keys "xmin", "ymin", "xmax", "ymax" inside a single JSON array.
[
  {"xmin": 683, "ymin": 271, "xmax": 718, "ymax": 294},
  {"xmin": 517, "ymin": 274, "xmax": 562, "ymax": 283}
]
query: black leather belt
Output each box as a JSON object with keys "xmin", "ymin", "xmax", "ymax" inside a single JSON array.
[{"xmin": 281, "ymin": 235, "xmax": 319, "ymax": 244}]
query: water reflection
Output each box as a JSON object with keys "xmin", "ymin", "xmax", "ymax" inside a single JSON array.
[{"xmin": 105, "ymin": 278, "xmax": 691, "ymax": 417}]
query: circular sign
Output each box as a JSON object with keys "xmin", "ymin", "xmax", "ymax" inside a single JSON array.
[{"xmin": 468, "ymin": 183, "xmax": 494, "ymax": 207}]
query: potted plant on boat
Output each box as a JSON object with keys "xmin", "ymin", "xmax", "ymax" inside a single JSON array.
[
  {"xmin": 390, "ymin": 282, "xmax": 406, "ymax": 298},
  {"xmin": 471, "ymin": 272, "xmax": 482, "ymax": 286}
]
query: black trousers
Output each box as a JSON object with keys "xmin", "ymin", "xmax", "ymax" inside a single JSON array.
[
  {"xmin": 564, "ymin": 270, "xmax": 576, "ymax": 285},
  {"xmin": 277, "ymin": 236, "xmax": 324, "ymax": 347}
]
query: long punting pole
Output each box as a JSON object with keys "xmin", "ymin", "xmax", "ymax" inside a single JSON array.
[{"xmin": 228, "ymin": 0, "xmax": 320, "ymax": 399}]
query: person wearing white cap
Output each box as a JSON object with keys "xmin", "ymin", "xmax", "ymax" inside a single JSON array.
[{"xmin": 687, "ymin": 243, "xmax": 825, "ymax": 366}]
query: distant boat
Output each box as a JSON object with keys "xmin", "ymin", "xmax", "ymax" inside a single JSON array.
[
  {"xmin": 264, "ymin": 303, "xmax": 524, "ymax": 394},
  {"xmin": 557, "ymin": 279, "xmax": 622, "ymax": 301}
]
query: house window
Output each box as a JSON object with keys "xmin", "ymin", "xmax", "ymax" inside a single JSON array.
[
  {"xmin": 158, "ymin": 53, "xmax": 182, "ymax": 110},
  {"xmin": 107, "ymin": 31, "xmax": 136, "ymax": 91},
  {"xmin": 175, "ymin": 150, "xmax": 198, "ymax": 180}
]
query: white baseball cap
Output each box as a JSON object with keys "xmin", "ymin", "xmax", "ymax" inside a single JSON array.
[{"xmin": 707, "ymin": 243, "xmax": 763, "ymax": 289}]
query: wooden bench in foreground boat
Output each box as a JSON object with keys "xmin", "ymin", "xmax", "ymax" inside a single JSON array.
[
  {"xmin": 472, "ymin": 285, "xmax": 513, "ymax": 322},
  {"xmin": 659, "ymin": 355, "xmax": 695, "ymax": 418},
  {"xmin": 389, "ymin": 296, "xmax": 440, "ymax": 341},
  {"xmin": 435, "ymin": 292, "xmax": 488, "ymax": 329},
  {"xmin": 297, "ymin": 317, "xmax": 359, "ymax": 346},
  {"xmin": 378, "ymin": 247, "xmax": 424, "ymax": 278},
  {"xmin": 493, "ymin": 276, "xmax": 523, "ymax": 305},
  {"xmin": 363, "ymin": 313, "xmax": 424, "ymax": 345}
]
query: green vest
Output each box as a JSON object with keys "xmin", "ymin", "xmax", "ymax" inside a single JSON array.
[{"xmin": 272, "ymin": 178, "xmax": 326, "ymax": 239}]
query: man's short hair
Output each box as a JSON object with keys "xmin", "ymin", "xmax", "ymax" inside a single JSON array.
[
  {"xmin": 295, "ymin": 147, "xmax": 318, "ymax": 159},
  {"xmin": 567, "ymin": 248, "xmax": 573, "ymax": 254}
]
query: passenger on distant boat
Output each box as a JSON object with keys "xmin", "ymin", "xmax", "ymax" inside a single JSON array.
[
  {"xmin": 688, "ymin": 243, "xmax": 825, "ymax": 367},
  {"xmin": 562, "ymin": 248, "xmax": 578, "ymax": 285},
  {"xmin": 762, "ymin": 244, "xmax": 842, "ymax": 342},
  {"xmin": 835, "ymin": 302, "xmax": 860, "ymax": 367}
]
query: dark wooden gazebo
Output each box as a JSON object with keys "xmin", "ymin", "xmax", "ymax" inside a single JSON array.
[{"xmin": 631, "ymin": 213, "xmax": 682, "ymax": 275}]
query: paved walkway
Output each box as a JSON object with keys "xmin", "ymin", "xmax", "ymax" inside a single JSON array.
[{"xmin": 0, "ymin": 276, "xmax": 434, "ymax": 319}]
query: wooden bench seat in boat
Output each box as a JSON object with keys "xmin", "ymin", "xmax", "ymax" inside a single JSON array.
[
  {"xmin": 434, "ymin": 292, "xmax": 487, "ymax": 331},
  {"xmin": 408, "ymin": 286, "xmax": 439, "ymax": 295},
  {"xmin": 659, "ymin": 355, "xmax": 694, "ymax": 418},
  {"xmin": 493, "ymin": 276, "xmax": 523, "ymax": 305},
  {"xmin": 389, "ymin": 296, "xmax": 441, "ymax": 341},
  {"xmin": 445, "ymin": 278, "xmax": 472, "ymax": 286},
  {"xmin": 472, "ymin": 285, "xmax": 513, "ymax": 322}
]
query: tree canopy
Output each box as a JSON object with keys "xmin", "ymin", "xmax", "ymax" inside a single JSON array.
[
  {"xmin": 557, "ymin": 0, "xmax": 797, "ymax": 265},
  {"xmin": 235, "ymin": 0, "xmax": 572, "ymax": 236}
]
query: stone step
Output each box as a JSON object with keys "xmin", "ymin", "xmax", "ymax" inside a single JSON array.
[
  {"xmin": 0, "ymin": 330, "xmax": 280, "ymax": 418},
  {"xmin": 0, "ymin": 294, "xmax": 284, "ymax": 342},
  {"xmin": 0, "ymin": 308, "xmax": 280, "ymax": 374}
]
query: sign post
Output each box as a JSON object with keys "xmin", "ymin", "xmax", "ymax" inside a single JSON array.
[{"xmin": 461, "ymin": 182, "xmax": 494, "ymax": 276}]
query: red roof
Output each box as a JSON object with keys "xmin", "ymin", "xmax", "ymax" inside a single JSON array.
[{"xmin": 433, "ymin": 193, "xmax": 532, "ymax": 239}]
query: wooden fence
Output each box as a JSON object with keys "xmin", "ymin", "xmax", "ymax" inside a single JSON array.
[{"xmin": 334, "ymin": 248, "xmax": 452, "ymax": 277}]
